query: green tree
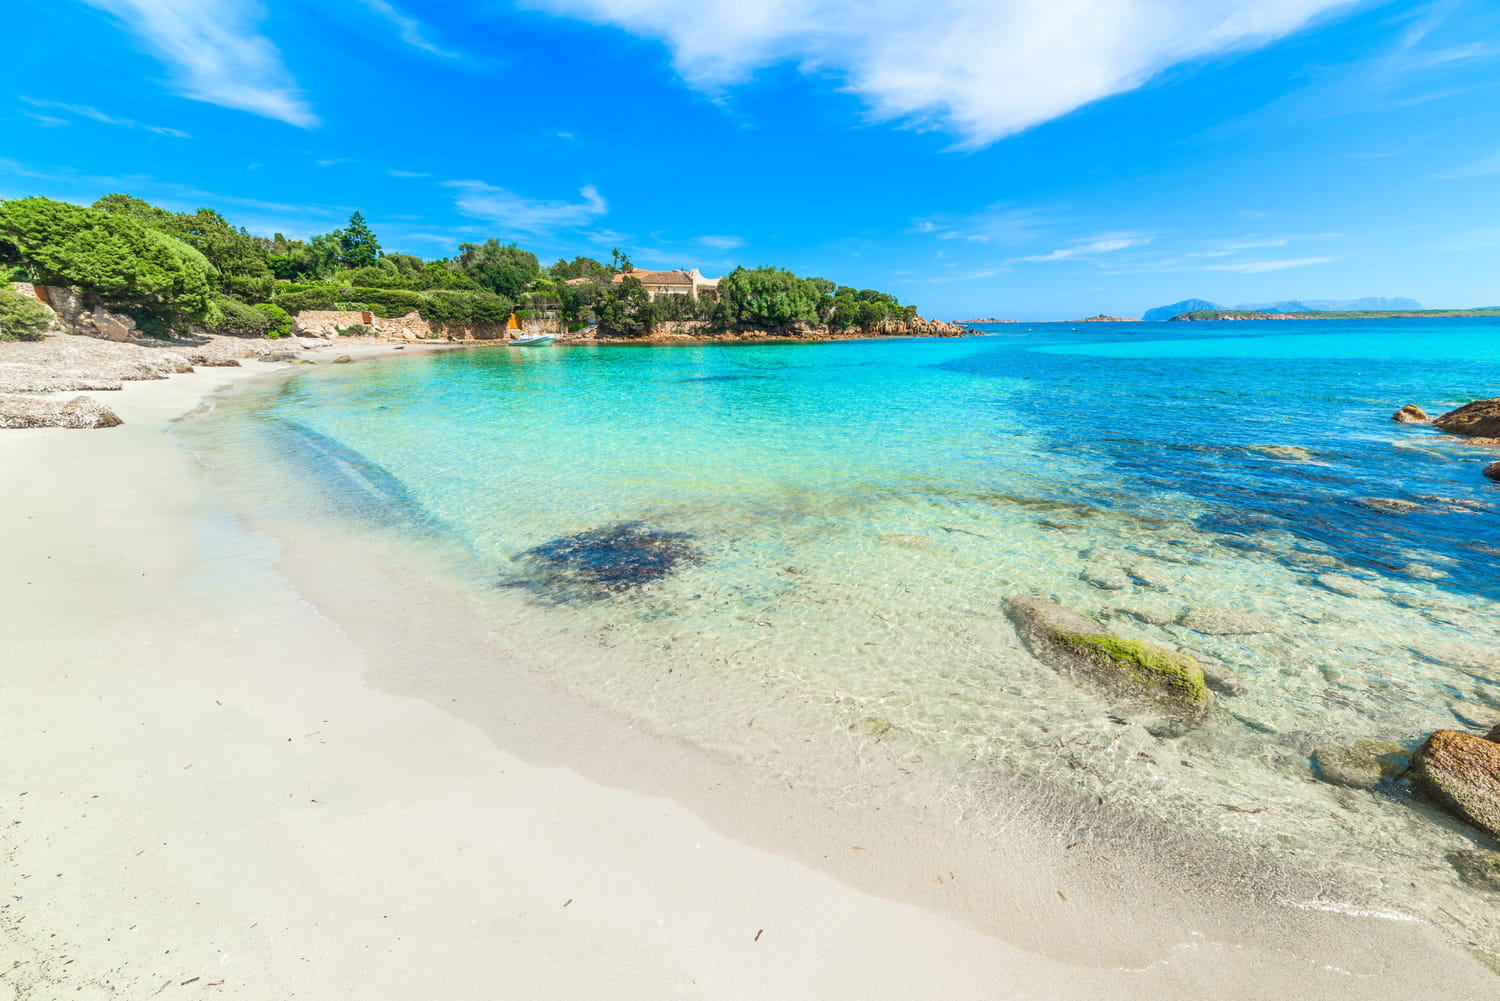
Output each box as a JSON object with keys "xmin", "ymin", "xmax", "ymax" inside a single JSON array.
[
  {"xmin": 594, "ymin": 275, "xmax": 653, "ymax": 337},
  {"xmin": 456, "ymin": 239, "xmax": 540, "ymax": 300},
  {"xmin": 0, "ymin": 196, "xmax": 213, "ymax": 322},
  {"xmin": 339, "ymin": 211, "xmax": 382, "ymax": 268},
  {"xmin": 172, "ymin": 208, "xmax": 274, "ymax": 302},
  {"xmin": 0, "ymin": 287, "xmax": 53, "ymax": 340},
  {"xmin": 548, "ymin": 255, "xmax": 612, "ymax": 281},
  {"xmin": 715, "ymin": 267, "xmax": 822, "ymax": 330}
]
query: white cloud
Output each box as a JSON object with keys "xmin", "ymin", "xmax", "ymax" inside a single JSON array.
[
  {"xmin": 356, "ymin": 0, "xmax": 457, "ymax": 57},
  {"xmin": 445, "ymin": 181, "xmax": 608, "ymax": 234},
  {"xmin": 388, "ymin": 169, "xmax": 431, "ymax": 178},
  {"xmin": 697, "ymin": 234, "xmax": 744, "ymax": 249},
  {"xmin": 1020, "ymin": 235, "xmax": 1148, "ymax": 262},
  {"xmin": 1203, "ymin": 255, "xmax": 1335, "ymax": 273},
  {"xmin": 81, "ymin": 0, "xmax": 318, "ymax": 127},
  {"xmin": 20, "ymin": 97, "xmax": 190, "ymax": 137},
  {"xmin": 528, "ymin": 0, "xmax": 1353, "ymax": 147},
  {"xmin": 1434, "ymin": 150, "xmax": 1500, "ymax": 180}
]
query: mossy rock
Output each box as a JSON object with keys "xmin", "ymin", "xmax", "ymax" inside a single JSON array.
[
  {"xmin": 1005, "ymin": 596, "xmax": 1210, "ymax": 721},
  {"xmin": 1411, "ymin": 730, "xmax": 1500, "ymax": 837},
  {"xmin": 1449, "ymin": 848, "xmax": 1500, "ymax": 891},
  {"xmin": 1310, "ymin": 739, "xmax": 1411, "ymax": 789}
]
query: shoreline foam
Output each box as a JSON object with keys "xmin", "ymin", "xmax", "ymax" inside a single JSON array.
[{"xmin": 2, "ymin": 347, "xmax": 1495, "ymax": 998}]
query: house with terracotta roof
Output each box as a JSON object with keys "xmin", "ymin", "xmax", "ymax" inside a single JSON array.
[{"xmin": 611, "ymin": 268, "xmax": 720, "ymax": 301}]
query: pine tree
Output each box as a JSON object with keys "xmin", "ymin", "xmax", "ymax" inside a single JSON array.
[{"xmin": 339, "ymin": 211, "xmax": 382, "ymax": 269}]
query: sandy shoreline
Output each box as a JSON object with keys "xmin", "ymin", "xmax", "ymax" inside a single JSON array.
[{"xmin": 2, "ymin": 349, "xmax": 1495, "ymax": 999}]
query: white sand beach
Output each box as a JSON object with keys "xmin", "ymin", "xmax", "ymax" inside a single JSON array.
[{"xmin": 2, "ymin": 352, "xmax": 1495, "ymax": 1000}]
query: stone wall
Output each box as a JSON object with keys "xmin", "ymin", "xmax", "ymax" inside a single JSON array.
[{"xmin": 291, "ymin": 310, "xmax": 518, "ymax": 342}]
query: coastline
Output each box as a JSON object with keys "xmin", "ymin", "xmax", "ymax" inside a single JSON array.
[{"xmin": 2, "ymin": 350, "xmax": 1496, "ymax": 998}]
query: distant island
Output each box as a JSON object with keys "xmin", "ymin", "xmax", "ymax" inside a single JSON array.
[
  {"xmin": 1075, "ymin": 314, "xmax": 1137, "ymax": 322},
  {"xmin": 1142, "ymin": 296, "xmax": 1424, "ymax": 322},
  {"xmin": 1173, "ymin": 308, "xmax": 1500, "ymax": 321}
]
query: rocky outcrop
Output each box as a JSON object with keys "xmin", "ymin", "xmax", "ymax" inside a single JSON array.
[
  {"xmin": 0, "ymin": 393, "xmax": 123, "ymax": 429},
  {"xmin": 1433, "ymin": 398, "xmax": 1500, "ymax": 438},
  {"xmin": 1410, "ymin": 729, "xmax": 1500, "ymax": 837},
  {"xmin": 1485, "ymin": 461, "xmax": 1500, "ymax": 482},
  {"xmin": 1310, "ymin": 739, "xmax": 1410, "ymax": 789},
  {"xmin": 1005, "ymin": 596, "xmax": 1209, "ymax": 720},
  {"xmin": 1392, "ymin": 404, "xmax": 1429, "ymax": 424},
  {"xmin": 29, "ymin": 285, "xmax": 142, "ymax": 342}
]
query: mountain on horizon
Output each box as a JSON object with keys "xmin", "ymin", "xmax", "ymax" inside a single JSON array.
[
  {"xmin": 1142, "ymin": 296, "xmax": 1422, "ymax": 320},
  {"xmin": 1141, "ymin": 298, "xmax": 1222, "ymax": 322},
  {"xmin": 1233, "ymin": 296, "xmax": 1422, "ymax": 313}
]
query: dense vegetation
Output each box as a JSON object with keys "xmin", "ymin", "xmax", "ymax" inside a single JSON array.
[
  {"xmin": 0, "ymin": 287, "xmax": 53, "ymax": 340},
  {"xmin": 0, "ymin": 193, "xmax": 922, "ymax": 339}
]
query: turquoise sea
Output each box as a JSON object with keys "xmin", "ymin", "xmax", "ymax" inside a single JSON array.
[{"xmin": 184, "ymin": 319, "xmax": 1500, "ymax": 949}]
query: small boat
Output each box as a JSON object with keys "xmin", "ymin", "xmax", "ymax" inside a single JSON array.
[{"xmin": 509, "ymin": 332, "xmax": 555, "ymax": 346}]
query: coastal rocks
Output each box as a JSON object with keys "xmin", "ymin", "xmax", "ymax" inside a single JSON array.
[
  {"xmin": 1392, "ymin": 404, "xmax": 1429, "ymax": 424},
  {"xmin": 333, "ymin": 355, "xmax": 352, "ymax": 364},
  {"xmin": 1310, "ymin": 739, "xmax": 1410, "ymax": 789},
  {"xmin": 1485, "ymin": 461, "xmax": 1500, "ymax": 482},
  {"xmin": 1004, "ymin": 596, "xmax": 1210, "ymax": 720},
  {"xmin": 512, "ymin": 522, "xmax": 703, "ymax": 600},
  {"xmin": 1449, "ymin": 849, "xmax": 1500, "ymax": 891},
  {"xmin": 36, "ymin": 286, "xmax": 141, "ymax": 341},
  {"xmin": 1177, "ymin": 607, "xmax": 1275, "ymax": 636},
  {"xmin": 1410, "ymin": 729, "xmax": 1500, "ymax": 837},
  {"xmin": 1433, "ymin": 397, "xmax": 1500, "ymax": 438},
  {"xmin": 0, "ymin": 393, "xmax": 123, "ymax": 429}
]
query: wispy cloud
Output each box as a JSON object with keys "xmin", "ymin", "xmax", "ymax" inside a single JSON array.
[
  {"xmin": 80, "ymin": 0, "xmax": 317, "ymax": 127},
  {"xmin": 356, "ymin": 0, "xmax": 458, "ymax": 58},
  {"xmin": 1202, "ymin": 255, "xmax": 1335, "ymax": 273},
  {"xmin": 445, "ymin": 180, "xmax": 608, "ymax": 234},
  {"xmin": 21, "ymin": 112, "xmax": 70, "ymax": 128},
  {"xmin": 528, "ymin": 0, "xmax": 1353, "ymax": 148},
  {"xmin": 387, "ymin": 169, "xmax": 431, "ymax": 178},
  {"xmin": 1433, "ymin": 150, "xmax": 1500, "ymax": 179},
  {"xmin": 1019, "ymin": 235, "xmax": 1148, "ymax": 263},
  {"xmin": 697, "ymin": 234, "xmax": 744, "ymax": 249},
  {"xmin": 20, "ymin": 97, "xmax": 190, "ymax": 137}
]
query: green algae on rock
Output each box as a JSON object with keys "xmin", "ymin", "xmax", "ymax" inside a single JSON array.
[
  {"xmin": 1411, "ymin": 730, "xmax": 1500, "ymax": 838},
  {"xmin": 1004, "ymin": 596, "xmax": 1210, "ymax": 720},
  {"xmin": 1310, "ymin": 739, "xmax": 1411, "ymax": 789}
]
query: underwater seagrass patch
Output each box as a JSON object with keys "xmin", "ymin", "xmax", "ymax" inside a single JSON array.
[{"xmin": 505, "ymin": 522, "xmax": 704, "ymax": 601}]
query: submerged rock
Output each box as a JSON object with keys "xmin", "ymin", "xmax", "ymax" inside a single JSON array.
[
  {"xmin": 1313, "ymin": 573, "xmax": 1383, "ymax": 600},
  {"xmin": 1177, "ymin": 607, "xmax": 1275, "ymax": 636},
  {"xmin": 1410, "ymin": 729, "xmax": 1500, "ymax": 837},
  {"xmin": 1081, "ymin": 566, "xmax": 1130, "ymax": 591},
  {"xmin": 1449, "ymin": 848, "xmax": 1500, "ymax": 891},
  {"xmin": 1433, "ymin": 397, "xmax": 1500, "ymax": 438},
  {"xmin": 1247, "ymin": 444, "xmax": 1315, "ymax": 461},
  {"xmin": 1484, "ymin": 461, "xmax": 1500, "ymax": 482},
  {"xmin": 1392, "ymin": 404, "xmax": 1429, "ymax": 424},
  {"xmin": 1005, "ymin": 596, "xmax": 1209, "ymax": 720},
  {"xmin": 1201, "ymin": 664, "xmax": 1249, "ymax": 698},
  {"xmin": 1354, "ymin": 497, "xmax": 1425, "ymax": 515},
  {"xmin": 333, "ymin": 354, "xmax": 352, "ymax": 364},
  {"xmin": 1310, "ymin": 739, "xmax": 1410, "ymax": 789},
  {"xmin": 512, "ymin": 522, "xmax": 702, "ymax": 599}
]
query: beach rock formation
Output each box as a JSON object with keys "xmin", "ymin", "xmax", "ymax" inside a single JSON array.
[
  {"xmin": 0, "ymin": 393, "xmax": 123, "ymax": 429},
  {"xmin": 1433, "ymin": 398, "xmax": 1500, "ymax": 438},
  {"xmin": 1410, "ymin": 729, "xmax": 1500, "ymax": 837},
  {"xmin": 334, "ymin": 355, "xmax": 352, "ymax": 364},
  {"xmin": 1392, "ymin": 404, "xmax": 1429, "ymax": 424},
  {"xmin": 1485, "ymin": 461, "xmax": 1500, "ymax": 482},
  {"xmin": 1310, "ymin": 739, "xmax": 1410, "ymax": 789},
  {"xmin": 1004, "ymin": 596, "xmax": 1210, "ymax": 720}
]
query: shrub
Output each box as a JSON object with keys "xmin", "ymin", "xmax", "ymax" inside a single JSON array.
[
  {"xmin": 207, "ymin": 295, "xmax": 276, "ymax": 336},
  {"xmin": 0, "ymin": 287, "xmax": 53, "ymax": 340},
  {"xmin": 252, "ymin": 302, "xmax": 291, "ymax": 338},
  {"xmin": 336, "ymin": 324, "xmax": 369, "ymax": 337}
]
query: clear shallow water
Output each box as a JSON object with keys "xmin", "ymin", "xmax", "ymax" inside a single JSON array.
[{"xmin": 185, "ymin": 321, "xmax": 1500, "ymax": 949}]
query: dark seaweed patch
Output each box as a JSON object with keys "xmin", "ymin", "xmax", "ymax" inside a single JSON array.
[{"xmin": 506, "ymin": 522, "xmax": 703, "ymax": 601}]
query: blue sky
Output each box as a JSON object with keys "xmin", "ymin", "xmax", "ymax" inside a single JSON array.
[{"xmin": 2, "ymin": 0, "xmax": 1498, "ymax": 319}]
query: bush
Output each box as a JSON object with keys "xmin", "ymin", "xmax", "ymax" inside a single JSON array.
[
  {"xmin": 207, "ymin": 295, "xmax": 276, "ymax": 336},
  {"xmin": 271, "ymin": 285, "xmax": 341, "ymax": 313},
  {"xmin": 252, "ymin": 302, "xmax": 291, "ymax": 338},
  {"xmin": 336, "ymin": 324, "xmax": 369, "ymax": 337},
  {"xmin": 0, "ymin": 288, "xmax": 53, "ymax": 340}
]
